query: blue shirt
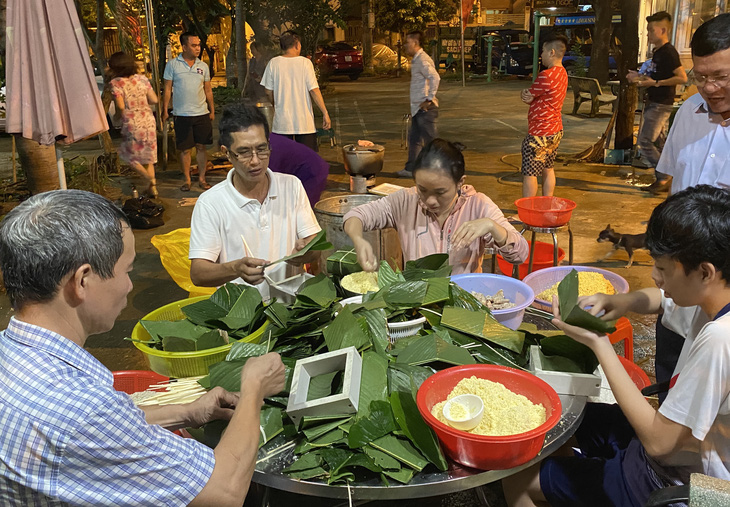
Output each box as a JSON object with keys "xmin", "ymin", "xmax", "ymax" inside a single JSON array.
[
  {"xmin": 0, "ymin": 318, "xmax": 216, "ymax": 506},
  {"xmin": 163, "ymin": 55, "xmax": 211, "ymax": 116}
]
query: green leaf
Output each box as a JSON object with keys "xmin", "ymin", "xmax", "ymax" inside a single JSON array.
[
  {"xmin": 558, "ymin": 269, "xmax": 617, "ymax": 334},
  {"xmin": 196, "ymin": 329, "xmax": 228, "ymax": 350},
  {"xmin": 357, "ymin": 351, "xmax": 389, "ymax": 419},
  {"xmin": 259, "ymin": 406, "xmax": 284, "ymax": 447},
  {"xmin": 140, "ymin": 319, "xmax": 211, "ymax": 343},
  {"xmin": 361, "ymin": 309, "xmax": 391, "ymax": 358},
  {"xmin": 162, "ymin": 335, "xmax": 197, "ymax": 352},
  {"xmin": 264, "ymin": 302, "xmax": 291, "ymax": 328},
  {"xmin": 323, "ymin": 306, "xmax": 370, "ymax": 352},
  {"xmin": 307, "ymin": 428, "xmax": 346, "ymax": 448},
  {"xmin": 319, "ymin": 447, "xmax": 353, "ymax": 471},
  {"xmin": 395, "ymin": 334, "xmax": 475, "ymax": 367},
  {"xmin": 387, "ymin": 363, "xmax": 434, "ymax": 395},
  {"xmin": 441, "ymin": 306, "xmax": 525, "ymax": 353},
  {"xmin": 405, "ymin": 253, "xmax": 450, "ymax": 271},
  {"xmin": 306, "ymin": 371, "xmax": 340, "ymax": 401},
  {"xmin": 383, "ymin": 468, "xmax": 415, "ymax": 484},
  {"xmin": 285, "ymin": 467, "xmax": 327, "ymax": 480},
  {"xmin": 378, "ymin": 260, "xmax": 405, "ymax": 290},
  {"xmin": 283, "ymin": 451, "xmax": 322, "ymax": 472},
  {"xmin": 207, "ymin": 359, "xmax": 247, "ymax": 392},
  {"xmin": 348, "ymin": 400, "xmax": 398, "ymax": 448},
  {"xmin": 182, "ymin": 283, "xmax": 245, "ymax": 325},
  {"xmin": 448, "ymin": 283, "xmax": 492, "ymax": 312},
  {"xmin": 333, "ymin": 452, "xmax": 382, "ymax": 475},
  {"xmin": 302, "ymin": 417, "xmax": 351, "ymax": 441},
  {"xmin": 390, "ymin": 390, "xmax": 448, "ymax": 471},
  {"xmin": 226, "ymin": 341, "xmax": 267, "ymax": 361},
  {"xmin": 215, "ymin": 287, "xmax": 262, "ymax": 331},
  {"xmin": 369, "ymin": 434, "xmax": 429, "ymax": 471},
  {"xmin": 264, "ymin": 229, "xmax": 333, "ymax": 267},
  {"xmin": 363, "ymin": 446, "xmax": 401, "ymax": 470},
  {"xmin": 423, "ymin": 277, "xmax": 451, "ymax": 306},
  {"xmin": 539, "ymin": 335, "xmax": 599, "ymax": 374},
  {"xmin": 384, "ymin": 280, "xmax": 428, "ymax": 307},
  {"xmin": 295, "ymin": 273, "xmax": 338, "ymax": 308},
  {"xmin": 326, "ymin": 249, "xmax": 363, "ymax": 276}
]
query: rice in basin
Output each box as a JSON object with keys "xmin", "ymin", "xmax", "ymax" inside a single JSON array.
[
  {"xmin": 340, "ymin": 271, "xmax": 379, "ymax": 294},
  {"xmin": 431, "ymin": 376, "xmax": 546, "ymax": 436},
  {"xmin": 537, "ymin": 271, "xmax": 615, "ymax": 302}
]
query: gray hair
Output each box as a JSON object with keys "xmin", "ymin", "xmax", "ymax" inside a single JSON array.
[{"xmin": 0, "ymin": 190, "xmax": 130, "ymax": 309}]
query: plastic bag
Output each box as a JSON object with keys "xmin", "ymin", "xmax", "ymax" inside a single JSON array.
[
  {"xmin": 123, "ymin": 197, "xmax": 165, "ymax": 229},
  {"xmin": 150, "ymin": 228, "xmax": 215, "ymax": 298}
]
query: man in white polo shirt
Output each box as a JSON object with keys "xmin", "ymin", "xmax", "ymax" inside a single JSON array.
[
  {"xmin": 163, "ymin": 32, "xmax": 215, "ymax": 191},
  {"xmin": 189, "ymin": 104, "xmax": 321, "ymax": 299}
]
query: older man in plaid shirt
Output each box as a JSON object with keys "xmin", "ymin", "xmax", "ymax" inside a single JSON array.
[{"xmin": 0, "ymin": 190, "xmax": 285, "ymax": 506}]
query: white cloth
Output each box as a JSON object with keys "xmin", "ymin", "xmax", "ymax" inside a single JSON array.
[
  {"xmin": 660, "ymin": 290, "xmax": 710, "ymax": 377},
  {"xmin": 189, "ymin": 169, "xmax": 321, "ymax": 299},
  {"xmin": 655, "ymin": 93, "xmax": 730, "ymax": 194},
  {"xmin": 261, "ymin": 56, "xmax": 319, "ymax": 134},
  {"xmin": 162, "ymin": 55, "xmax": 210, "ymax": 117},
  {"xmin": 658, "ymin": 312, "xmax": 730, "ymax": 481},
  {"xmin": 409, "ymin": 49, "xmax": 440, "ymax": 117}
]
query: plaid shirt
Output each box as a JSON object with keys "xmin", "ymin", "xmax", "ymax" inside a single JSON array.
[{"xmin": 0, "ymin": 318, "xmax": 215, "ymax": 506}]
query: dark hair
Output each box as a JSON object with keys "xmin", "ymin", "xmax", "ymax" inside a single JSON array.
[
  {"xmin": 180, "ymin": 31, "xmax": 199, "ymax": 47},
  {"xmin": 219, "ymin": 103, "xmax": 270, "ymax": 148},
  {"xmin": 108, "ymin": 52, "xmax": 137, "ymax": 78},
  {"xmin": 646, "ymin": 11, "xmax": 672, "ymax": 24},
  {"xmin": 412, "ymin": 139, "xmax": 465, "ymax": 183},
  {"xmin": 691, "ymin": 13, "xmax": 730, "ymax": 57},
  {"xmin": 646, "ymin": 185, "xmax": 730, "ymax": 280},
  {"xmin": 406, "ymin": 31, "xmax": 424, "ymax": 47},
  {"xmin": 280, "ymin": 30, "xmax": 301, "ymax": 51},
  {"xmin": 0, "ymin": 190, "xmax": 129, "ymax": 309},
  {"xmin": 543, "ymin": 34, "xmax": 569, "ymax": 56}
]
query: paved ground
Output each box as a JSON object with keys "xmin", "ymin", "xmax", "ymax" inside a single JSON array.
[{"xmin": 0, "ymin": 75, "xmax": 665, "ymax": 506}]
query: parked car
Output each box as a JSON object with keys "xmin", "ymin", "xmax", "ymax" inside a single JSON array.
[
  {"xmin": 471, "ymin": 28, "xmax": 533, "ymax": 77},
  {"xmin": 315, "ymin": 42, "xmax": 363, "ymax": 80}
]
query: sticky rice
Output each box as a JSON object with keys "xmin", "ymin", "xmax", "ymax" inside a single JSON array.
[
  {"xmin": 538, "ymin": 271, "xmax": 615, "ymax": 301},
  {"xmin": 340, "ymin": 271, "xmax": 379, "ymax": 294}
]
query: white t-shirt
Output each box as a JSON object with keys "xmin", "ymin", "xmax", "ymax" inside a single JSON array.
[
  {"xmin": 261, "ymin": 56, "xmax": 319, "ymax": 135},
  {"xmin": 658, "ymin": 306, "xmax": 730, "ymax": 481},
  {"xmin": 189, "ymin": 169, "xmax": 321, "ymax": 299},
  {"xmin": 660, "ymin": 290, "xmax": 710, "ymax": 377}
]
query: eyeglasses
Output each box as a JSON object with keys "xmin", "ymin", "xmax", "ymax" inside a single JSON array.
[
  {"xmin": 227, "ymin": 144, "xmax": 271, "ymax": 162},
  {"xmin": 692, "ymin": 73, "xmax": 730, "ymax": 88}
]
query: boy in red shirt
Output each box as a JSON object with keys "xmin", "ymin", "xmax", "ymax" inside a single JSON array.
[{"xmin": 520, "ymin": 35, "xmax": 569, "ymax": 198}]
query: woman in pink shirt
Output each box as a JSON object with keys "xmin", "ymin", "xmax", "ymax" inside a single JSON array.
[{"xmin": 343, "ymin": 139, "xmax": 528, "ymax": 274}]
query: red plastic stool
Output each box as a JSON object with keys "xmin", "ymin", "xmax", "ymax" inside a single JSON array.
[{"xmin": 608, "ymin": 317, "xmax": 634, "ymax": 362}]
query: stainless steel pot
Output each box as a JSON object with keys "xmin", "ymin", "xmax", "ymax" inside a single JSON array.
[
  {"xmin": 314, "ymin": 194, "xmax": 402, "ymax": 272},
  {"xmin": 256, "ymin": 102, "xmax": 274, "ymax": 131},
  {"xmin": 342, "ymin": 144, "xmax": 385, "ymax": 176}
]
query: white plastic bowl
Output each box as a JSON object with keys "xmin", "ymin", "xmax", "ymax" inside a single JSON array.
[{"xmin": 443, "ymin": 394, "xmax": 485, "ymax": 431}]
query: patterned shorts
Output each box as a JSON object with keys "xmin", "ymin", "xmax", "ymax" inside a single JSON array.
[{"xmin": 521, "ymin": 131, "xmax": 563, "ymax": 177}]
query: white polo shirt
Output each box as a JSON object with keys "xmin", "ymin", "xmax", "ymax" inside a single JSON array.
[
  {"xmin": 189, "ymin": 169, "xmax": 321, "ymax": 299},
  {"xmin": 163, "ymin": 55, "xmax": 210, "ymax": 117},
  {"xmin": 261, "ymin": 56, "xmax": 319, "ymax": 134}
]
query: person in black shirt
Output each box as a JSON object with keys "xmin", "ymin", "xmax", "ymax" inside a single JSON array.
[{"xmin": 628, "ymin": 11, "xmax": 687, "ymax": 194}]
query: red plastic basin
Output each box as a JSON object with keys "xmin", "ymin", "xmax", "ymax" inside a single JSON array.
[
  {"xmin": 497, "ymin": 241, "xmax": 566, "ymax": 280},
  {"xmin": 416, "ymin": 364, "xmax": 562, "ymax": 470},
  {"xmin": 515, "ymin": 196, "xmax": 576, "ymax": 227},
  {"xmin": 618, "ymin": 356, "xmax": 651, "ymax": 390},
  {"xmin": 112, "ymin": 370, "xmax": 169, "ymax": 395}
]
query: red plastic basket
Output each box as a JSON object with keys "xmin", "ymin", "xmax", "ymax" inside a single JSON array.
[
  {"xmin": 416, "ymin": 364, "xmax": 562, "ymax": 470},
  {"xmin": 496, "ymin": 241, "xmax": 566, "ymax": 280},
  {"xmin": 112, "ymin": 370, "xmax": 169, "ymax": 395},
  {"xmin": 515, "ymin": 197, "xmax": 576, "ymax": 227}
]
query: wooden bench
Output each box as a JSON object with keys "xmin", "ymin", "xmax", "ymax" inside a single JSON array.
[{"xmin": 569, "ymin": 76, "xmax": 618, "ymax": 117}]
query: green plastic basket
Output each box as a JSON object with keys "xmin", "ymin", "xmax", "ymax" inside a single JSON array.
[{"xmin": 131, "ymin": 295, "xmax": 267, "ymax": 378}]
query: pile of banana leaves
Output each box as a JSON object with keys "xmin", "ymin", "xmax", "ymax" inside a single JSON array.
[{"xmin": 188, "ymin": 257, "xmax": 602, "ymax": 485}]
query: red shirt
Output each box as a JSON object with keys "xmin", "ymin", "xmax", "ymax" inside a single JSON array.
[{"xmin": 527, "ymin": 66, "xmax": 568, "ymax": 136}]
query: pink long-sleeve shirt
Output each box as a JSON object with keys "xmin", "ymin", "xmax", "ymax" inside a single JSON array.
[{"xmin": 343, "ymin": 185, "xmax": 529, "ymax": 274}]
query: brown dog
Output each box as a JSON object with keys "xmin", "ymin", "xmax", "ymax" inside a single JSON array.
[{"xmin": 597, "ymin": 225, "xmax": 647, "ymax": 268}]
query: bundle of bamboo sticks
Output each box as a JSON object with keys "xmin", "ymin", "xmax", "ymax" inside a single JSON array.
[{"xmin": 131, "ymin": 376, "xmax": 207, "ymax": 406}]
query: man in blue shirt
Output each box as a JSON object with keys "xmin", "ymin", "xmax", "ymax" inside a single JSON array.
[
  {"xmin": 0, "ymin": 190, "xmax": 286, "ymax": 506},
  {"xmin": 163, "ymin": 32, "xmax": 216, "ymax": 191}
]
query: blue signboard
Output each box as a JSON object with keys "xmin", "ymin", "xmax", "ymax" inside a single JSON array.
[{"xmin": 554, "ymin": 14, "xmax": 621, "ymax": 25}]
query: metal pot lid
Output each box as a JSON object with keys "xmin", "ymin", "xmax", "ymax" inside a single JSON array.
[{"xmin": 343, "ymin": 143, "xmax": 385, "ymax": 153}]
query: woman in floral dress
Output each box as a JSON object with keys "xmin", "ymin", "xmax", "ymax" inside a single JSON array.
[{"xmin": 109, "ymin": 52, "xmax": 159, "ymax": 197}]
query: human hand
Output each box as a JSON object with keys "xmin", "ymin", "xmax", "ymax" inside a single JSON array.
[
  {"xmin": 286, "ymin": 237, "xmax": 311, "ymax": 267},
  {"xmin": 451, "ymin": 218, "xmax": 493, "ymax": 250},
  {"xmin": 551, "ymin": 296, "xmax": 610, "ymax": 350},
  {"xmin": 162, "ymin": 110, "xmax": 169, "ymax": 122},
  {"xmin": 323, "ymin": 112, "xmax": 331, "ymax": 130},
  {"xmin": 184, "ymin": 386, "xmax": 239, "ymax": 428},
  {"xmin": 419, "ymin": 100, "xmax": 432, "ymax": 111},
  {"xmin": 209, "ymin": 111, "xmax": 215, "ymax": 121},
  {"xmin": 354, "ymin": 239, "xmax": 378, "ymax": 272},
  {"xmin": 626, "ymin": 70, "xmax": 639, "ymax": 83},
  {"xmin": 233, "ymin": 257, "xmax": 268, "ymax": 285},
  {"xmin": 520, "ymin": 89, "xmax": 534, "ymax": 104},
  {"xmin": 240, "ymin": 353, "xmax": 287, "ymax": 399},
  {"xmin": 577, "ymin": 292, "xmax": 633, "ymax": 321}
]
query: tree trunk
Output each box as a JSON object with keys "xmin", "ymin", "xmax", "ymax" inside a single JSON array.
[
  {"xmin": 236, "ymin": 0, "xmax": 247, "ymax": 91},
  {"xmin": 15, "ymin": 136, "xmax": 60, "ymax": 194},
  {"xmin": 362, "ymin": 0, "xmax": 374, "ymax": 73},
  {"xmin": 94, "ymin": 0, "xmax": 107, "ymax": 74},
  {"xmin": 588, "ymin": 0, "xmax": 611, "ymax": 85},
  {"xmin": 615, "ymin": 0, "xmax": 640, "ymax": 150}
]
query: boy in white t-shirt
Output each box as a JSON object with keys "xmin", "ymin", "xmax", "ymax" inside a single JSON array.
[
  {"xmin": 261, "ymin": 30, "xmax": 331, "ymax": 153},
  {"xmin": 503, "ymin": 184, "xmax": 730, "ymax": 506}
]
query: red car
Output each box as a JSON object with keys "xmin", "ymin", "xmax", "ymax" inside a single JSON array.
[{"xmin": 315, "ymin": 42, "xmax": 363, "ymax": 80}]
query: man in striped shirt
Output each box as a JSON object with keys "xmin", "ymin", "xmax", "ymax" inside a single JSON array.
[{"xmin": 520, "ymin": 35, "xmax": 569, "ymax": 198}]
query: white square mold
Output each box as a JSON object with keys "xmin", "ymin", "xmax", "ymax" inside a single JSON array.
[
  {"xmin": 286, "ymin": 346, "xmax": 362, "ymax": 426},
  {"xmin": 529, "ymin": 345, "xmax": 601, "ymax": 397}
]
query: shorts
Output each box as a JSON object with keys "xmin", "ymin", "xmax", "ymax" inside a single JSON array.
[
  {"xmin": 174, "ymin": 114, "xmax": 213, "ymax": 151},
  {"xmin": 540, "ymin": 403, "xmax": 674, "ymax": 507},
  {"xmin": 520, "ymin": 131, "xmax": 563, "ymax": 177}
]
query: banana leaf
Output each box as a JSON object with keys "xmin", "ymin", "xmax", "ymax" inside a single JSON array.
[
  {"xmin": 348, "ymin": 400, "xmax": 397, "ymax": 448},
  {"xmin": 378, "ymin": 261, "xmax": 405, "ymax": 290},
  {"xmin": 182, "ymin": 283, "xmax": 246, "ymax": 325},
  {"xmin": 283, "ymin": 450, "xmax": 323, "ymax": 472},
  {"xmin": 302, "ymin": 417, "xmax": 351, "ymax": 440},
  {"xmin": 264, "ymin": 302, "xmax": 291, "ymax": 328},
  {"xmin": 301, "ymin": 414, "xmax": 352, "ymax": 429},
  {"xmin": 448, "ymin": 283, "xmax": 492, "ymax": 313},
  {"xmin": 319, "ymin": 447, "xmax": 353, "ymax": 471},
  {"xmin": 161, "ymin": 335, "xmax": 197, "ymax": 352},
  {"xmin": 387, "ymin": 363, "xmax": 434, "ymax": 395},
  {"xmin": 226, "ymin": 341, "xmax": 267, "ymax": 361},
  {"xmin": 212, "ymin": 287, "xmax": 262, "ymax": 331},
  {"xmin": 322, "ymin": 306, "xmax": 371, "ymax": 352},
  {"xmin": 363, "ymin": 446, "xmax": 401, "ymax": 470},
  {"xmin": 369, "ymin": 434, "xmax": 429, "ymax": 471},
  {"xmin": 419, "ymin": 307, "xmax": 442, "ymax": 327},
  {"xmin": 295, "ymin": 273, "xmax": 338, "ymax": 308},
  {"xmin": 333, "ymin": 453, "xmax": 382, "ymax": 476},
  {"xmin": 558, "ymin": 269, "xmax": 617, "ymax": 334},
  {"xmin": 423, "ymin": 277, "xmax": 451, "ymax": 306},
  {"xmin": 286, "ymin": 467, "xmax": 328, "ymax": 480},
  {"xmin": 264, "ymin": 230, "xmax": 333, "ymax": 267},
  {"xmin": 384, "ymin": 280, "xmax": 428, "ymax": 307},
  {"xmin": 539, "ymin": 334, "xmax": 599, "ymax": 374},
  {"xmin": 306, "ymin": 371, "xmax": 340, "ymax": 401},
  {"xmin": 390, "ymin": 390, "xmax": 448, "ymax": 472},
  {"xmin": 441, "ymin": 306, "xmax": 524, "ymax": 353},
  {"xmin": 140, "ymin": 319, "xmax": 212, "ymax": 344},
  {"xmin": 307, "ymin": 428, "xmax": 346, "ymax": 448},
  {"xmin": 259, "ymin": 406, "xmax": 283, "ymax": 447},
  {"xmin": 326, "ymin": 249, "xmax": 363, "ymax": 276},
  {"xmin": 395, "ymin": 334, "xmax": 475, "ymax": 367},
  {"xmin": 357, "ymin": 351, "xmax": 389, "ymax": 419},
  {"xmin": 361, "ymin": 308, "xmax": 391, "ymax": 358},
  {"xmin": 195, "ymin": 329, "xmax": 228, "ymax": 350},
  {"xmin": 383, "ymin": 468, "xmax": 415, "ymax": 484},
  {"xmin": 207, "ymin": 359, "xmax": 248, "ymax": 392},
  {"xmin": 405, "ymin": 253, "xmax": 450, "ymax": 271}
]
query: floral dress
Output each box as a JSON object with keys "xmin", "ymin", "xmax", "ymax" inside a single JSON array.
[{"xmin": 110, "ymin": 74, "xmax": 158, "ymax": 165}]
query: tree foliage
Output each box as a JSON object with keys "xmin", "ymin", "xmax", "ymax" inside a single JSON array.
[{"xmin": 375, "ymin": 0, "xmax": 439, "ymax": 36}]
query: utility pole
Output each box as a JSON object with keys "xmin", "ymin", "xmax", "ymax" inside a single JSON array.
[{"xmin": 362, "ymin": 0, "xmax": 374, "ymax": 73}]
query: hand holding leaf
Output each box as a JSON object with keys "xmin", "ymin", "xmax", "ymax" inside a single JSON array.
[{"xmin": 551, "ymin": 295, "xmax": 613, "ymax": 352}]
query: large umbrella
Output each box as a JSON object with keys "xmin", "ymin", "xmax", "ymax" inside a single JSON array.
[{"xmin": 6, "ymin": 0, "xmax": 109, "ymax": 189}]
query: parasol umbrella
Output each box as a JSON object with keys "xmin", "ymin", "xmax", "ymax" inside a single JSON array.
[{"xmin": 6, "ymin": 0, "xmax": 109, "ymax": 190}]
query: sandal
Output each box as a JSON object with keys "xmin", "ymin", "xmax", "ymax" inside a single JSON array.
[
  {"xmin": 180, "ymin": 183, "xmax": 191, "ymax": 192},
  {"xmin": 199, "ymin": 180, "xmax": 212, "ymax": 190},
  {"xmin": 146, "ymin": 180, "xmax": 159, "ymax": 198}
]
